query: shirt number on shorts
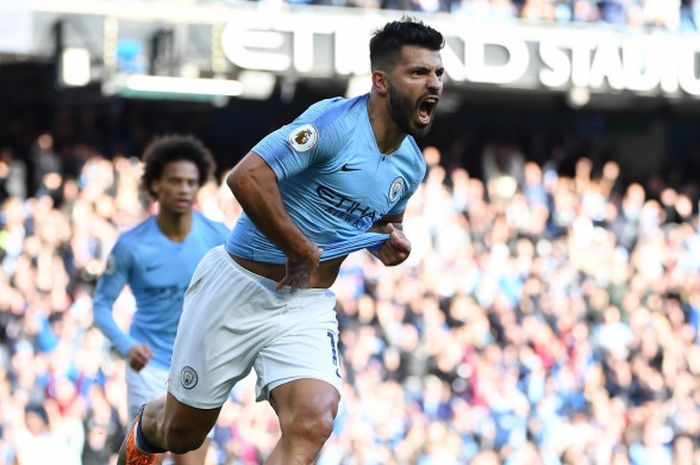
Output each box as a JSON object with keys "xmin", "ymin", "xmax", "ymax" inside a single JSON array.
[{"xmin": 326, "ymin": 331, "xmax": 341, "ymax": 379}]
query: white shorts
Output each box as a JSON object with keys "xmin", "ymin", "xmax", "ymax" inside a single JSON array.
[
  {"xmin": 168, "ymin": 245, "xmax": 342, "ymax": 409},
  {"xmin": 126, "ymin": 363, "xmax": 169, "ymax": 421}
]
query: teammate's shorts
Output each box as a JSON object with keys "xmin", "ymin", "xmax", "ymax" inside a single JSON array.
[
  {"xmin": 168, "ymin": 245, "xmax": 342, "ymax": 409},
  {"xmin": 126, "ymin": 363, "xmax": 169, "ymax": 421}
]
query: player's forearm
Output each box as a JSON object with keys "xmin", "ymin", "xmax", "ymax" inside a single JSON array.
[
  {"xmin": 227, "ymin": 160, "xmax": 314, "ymax": 258},
  {"xmin": 92, "ymin": 303, "xmax": 137, "ymax": 356}
]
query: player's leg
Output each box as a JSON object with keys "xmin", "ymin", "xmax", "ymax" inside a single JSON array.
[
  {"xmin": 172, "ymin": 440, "xmax": 210, "ymax": 465},
  {"xmin": 132, "ymin": 367, "xmax": 212, "ymax": 465},
  {"xmin": 123, "ymin": 328, "xmax": 216, "ymax": 462},
  {"xmin": 254, "ymin": 290, "xmax": 343, "ymax": 465},
  {"xmin": 118, "ymin": 393, "xmax": 219, "ymax": 465},
  {"xmin": 125, "ymin": 339, "xmax": 214, "ymax": 465},
  {"xmin": 265, "ymin": 379, "xmax": 340, "ymax": 465},
  {"xmin": 140, "ymin": 393, "xmax": 219, "ymax": 454},
  {"xmin": 119, "ymin": 246, "xmax": 275, "ymax": 463}
]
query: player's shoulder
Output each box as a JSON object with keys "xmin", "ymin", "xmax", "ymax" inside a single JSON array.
[
  {"xmin": 298, "ymin": 94, "xmax": 366, "ymax": 131},
  {"xmin": 285, "ymin": 95, "xmax": 366, "ymax": 156},
  {"xmin": 109, "ymin": 216, "xmax": 155, "ymax": 262},
  {"xmin": 193, "ymin": 211, "xmax": 229, "ymax": 239},
  {"xmin": 117, "ymin": 216, "xmax": 156, "ymax": 246}
]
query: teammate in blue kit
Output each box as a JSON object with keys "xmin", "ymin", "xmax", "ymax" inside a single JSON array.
[
  {"xmin": 118, "ymin": 18, "xmax": 444, "ymax": 465},
  {"xmin": 93, "ymin": 135, "xmax": 228, "ymax": 465}
]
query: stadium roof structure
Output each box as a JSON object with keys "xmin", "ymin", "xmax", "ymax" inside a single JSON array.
[{"xmin": 3, "ymin": 0, "xmax": 700, "ymax": 111}]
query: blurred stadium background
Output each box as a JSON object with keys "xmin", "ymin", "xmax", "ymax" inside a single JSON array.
[{"xmin": 1, "ymin": 0, "xmax": 699, "ymax": 464}]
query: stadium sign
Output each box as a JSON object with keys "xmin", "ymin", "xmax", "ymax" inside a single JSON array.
[
  {"xmin": 222, "ymin": 13, "xmax": 700, "ymax": 98},
  {"xmin": 8, "ymin": 3, "xmax": 700, "ymax": 100}
]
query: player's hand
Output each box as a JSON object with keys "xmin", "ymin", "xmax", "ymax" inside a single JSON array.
[
  {"xmin": 127, "ymin": 344, "xmax": 153, "ymax": 371},
  {"xmin": 278, "ymin": 243, "xmax": 323, "ymax": 293},
  {"xmin": 376, "ymin": 224, "xmax": 411, "ymax": 266}
]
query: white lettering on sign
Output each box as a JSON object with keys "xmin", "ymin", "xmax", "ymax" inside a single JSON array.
[
  {"xmin": 622, "ymin": 36, "xmax": 662, "ymax": 92},
  {"xmin": 589, "ymin": 35, "xmax": 624, "ymax": 90},
  {"xmin": 334, "ymin": 24, "xmax": 371, "ymax": 76},
  {"xmin": 439, "ymin": 38, "xmax": 467, "ymax": 82},
  {"xmin": 678, "ymin": 40, "xmax": 700, "ymax": 95},
  {"xmin": 463, "ymin": 32, "xmax": 529, "ymax": 85},
  {"xmin": 222, "ymin": 22, "xmax": 290, "ymax": 72},
  {"xmin": 539, "ymin": 40, "xmax": 570, "ymax": 88},
  {"xmin": 220, "ymin": 13, "xmax": 700, "ymax": 98}
]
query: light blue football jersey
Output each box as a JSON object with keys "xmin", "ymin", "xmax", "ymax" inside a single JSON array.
[
  {"xmin": 93, "ymin": 211, "xmax": 229, "ymax": 368},
  {"xmin": 225, "ymin": 93, "xmax": 427, "ymax": 264}
]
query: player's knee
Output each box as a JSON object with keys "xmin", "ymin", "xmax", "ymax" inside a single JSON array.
[
  {"xmin": 284, "ymin": 407, "xmax": 336, "ymax": 446},
  {"xmin": 162, "ymin": 420, "xmax": 206, "ymax": 454}
]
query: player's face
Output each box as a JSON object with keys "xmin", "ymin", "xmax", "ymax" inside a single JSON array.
[
  {"xmin": 386, "ymin": 45, "xmax": 444, "ymax": 138},
  {"xmin": 151, "ymin": 160, "xmax": 200, "ymax": 215}
]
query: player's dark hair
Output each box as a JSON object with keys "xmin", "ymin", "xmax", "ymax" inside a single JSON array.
[
  {"xmin": 140, "ymin": 134, "xmax": 215, "ymax": 198},
  {"xmin": 370, "ymin": 17, "xmax": 444, "ymax": 71}
]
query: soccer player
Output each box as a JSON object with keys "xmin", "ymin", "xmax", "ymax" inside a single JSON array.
[
  {"xmin": 117, "ymin": 17, "xmax": 444, "ymax": 465},
  {"xmin": 93, "ymin": 135, "xmax": 229, "ymax": 465}
]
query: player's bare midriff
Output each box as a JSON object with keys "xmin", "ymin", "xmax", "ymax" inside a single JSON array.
[{"xmin": 229, "ymin": 253, "xmax": 347, "ymax": 289}]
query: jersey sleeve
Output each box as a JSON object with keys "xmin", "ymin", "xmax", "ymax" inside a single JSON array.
[
  {"xmin": 252, "ymin": 98, "xmax": 346, "ymax": 180},
  {"xmin": 214, "ymin": 222, "xmax": 230, "ymax": 242},
  {"xmin": 92, "ymin": 237, "xmax": 138, "ymax": 356}
]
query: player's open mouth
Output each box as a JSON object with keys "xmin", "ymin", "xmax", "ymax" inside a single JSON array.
[{"xmin": 417, "ymin": 96, "xmax": 439, "ymax": 125}]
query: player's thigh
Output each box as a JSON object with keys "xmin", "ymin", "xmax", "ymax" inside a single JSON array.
[
  {"xmin": 254, "ymin": 290, "xmax": 342, "ymax": 402},
  {"xmin": 168, "ymin": 245, "xmax": 287, "ymax": 409},
  {"xmin": 126, "ymin": 363, "xmax": 169, "ymax": 421}
]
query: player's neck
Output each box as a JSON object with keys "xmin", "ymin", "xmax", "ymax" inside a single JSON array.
[
  {"xmin": 367, "ymin": 93, "xmax": 405, "ymax": 155},
  {"xmin": 156, "ymin": 210, "xmax": 193, "ymax": 243}
]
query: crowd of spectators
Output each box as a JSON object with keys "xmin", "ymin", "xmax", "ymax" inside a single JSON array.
[
  {"xmin": 0, "ymin": 127, "xmax": 699, "ymax": 465},
  {"xmin": 205, "ymin": 0, "xmax": 700, "ymax": 31}
]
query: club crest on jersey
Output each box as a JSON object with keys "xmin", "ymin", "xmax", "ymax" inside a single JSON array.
[
  {"xmin": 288, "ymin": 124, "xmax": 319, "ymax": 153},
  {"xmin": 388, "ymin": 176, "xmax": 405, "ymax": 203},
  {"xmin": 180, "ymin": 366, "xmax": 198, "ymax": 389}
]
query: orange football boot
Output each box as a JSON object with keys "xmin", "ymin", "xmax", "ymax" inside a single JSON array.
[{"xmin": 116, "ymin": 409, "xmax": 161, "ymax": 465}]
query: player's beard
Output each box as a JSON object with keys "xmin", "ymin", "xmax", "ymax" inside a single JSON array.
[{"xmin": 388, "ymin": 84, "xmax": 432, "ymax": 138}]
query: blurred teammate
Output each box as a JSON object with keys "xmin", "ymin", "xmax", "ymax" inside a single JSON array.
[
  {"xmin": 93, "ymin": 135, "xmax": 229, "ymax": 465},
  {"xmin": 118, "ymin": 17, "xmax": 444, "ymax": 465}
]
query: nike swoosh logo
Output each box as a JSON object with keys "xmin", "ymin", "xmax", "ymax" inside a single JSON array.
[
  {"xmin": 341, "ymin": 163, "xmax": 361, "ymax": 172},
  {"xmin": 145, "ymin": 264, "xmax": 162, "ymax": 272}
]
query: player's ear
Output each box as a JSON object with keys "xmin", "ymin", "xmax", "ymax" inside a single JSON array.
[
  {"xmin": 372, "ymin": 69, "xmax": 389, "ymax": 96},
  {"xmin": 150, "ymin": 179, "xmax": 160, "ymax": 196}
]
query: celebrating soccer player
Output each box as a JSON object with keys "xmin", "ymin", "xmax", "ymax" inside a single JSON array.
[{"xmin": 117, "ymin": 17, "xmax": 444, "ymax": 465}]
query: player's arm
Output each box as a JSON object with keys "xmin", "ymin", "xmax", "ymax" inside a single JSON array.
[
  {"xmin": 226, "ymin": 152, "xmax": 321, "ymax": 290},
  {"xmin": 92, "ymin": 241, "xmax": 152, "ymax": 370},
  {"xmin": 368, "ymin": 212, "xmax": 411, "ymax": 267}
]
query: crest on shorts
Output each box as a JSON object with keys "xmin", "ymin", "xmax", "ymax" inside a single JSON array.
[
  {"xmin": 388, "ymin": 176, "xmax": 405, "ymax": 203},
  {"xmin": 180, "ymin": 366, "xmax": 198, "ymax": 389},
  {"xmin": 288, "ymin": 124, "xmax": 319, "ymax": 153}
]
